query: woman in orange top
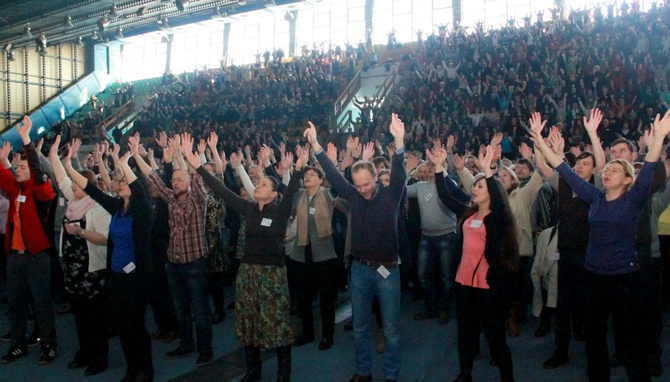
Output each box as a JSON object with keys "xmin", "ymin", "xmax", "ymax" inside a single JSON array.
[{"xmin": 427, "ymin": 146, "xmax": 519, "ymax": 382}]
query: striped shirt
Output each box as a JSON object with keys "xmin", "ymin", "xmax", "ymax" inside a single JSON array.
[{"xmin": 147, "ymin": 170, "xmax": 208, "ymax": 264}]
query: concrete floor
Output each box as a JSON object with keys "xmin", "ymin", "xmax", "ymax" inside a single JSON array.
[{"xmin": 0, "ymin": 289, "xmax": 667, "ymax": 382}]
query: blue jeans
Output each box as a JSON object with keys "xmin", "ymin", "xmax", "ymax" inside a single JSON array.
[
  {"xmin": 350, "ymin": 261, "xmax": 401, "ymax": 380},
  {"xmin": 417, "ymin": 233, "xmax": 458, "ymax": 314},
  {"xmin": 166, "ymin": 258, "xmax": 212, "ymax": 356}
]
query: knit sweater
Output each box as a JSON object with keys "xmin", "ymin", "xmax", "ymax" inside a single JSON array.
[
  {"xmin": 316, "ymin": 149, "xmax": 406, "ymax": 262},
  {"xmin": 555, "ymin": 161, "xmax": 656, "ymax": 275}
]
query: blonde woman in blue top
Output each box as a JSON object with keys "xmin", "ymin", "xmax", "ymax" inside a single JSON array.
[{"xmin": 529, "ymin": 110, "xmax": 670, "ymax": 382}]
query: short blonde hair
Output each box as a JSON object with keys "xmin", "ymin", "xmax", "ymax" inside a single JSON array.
[{"xmin": 605, "ymin": 159, "xmax": 636, "ymax": 191}]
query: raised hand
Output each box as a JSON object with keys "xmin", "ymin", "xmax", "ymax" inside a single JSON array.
[
  {"xmin": 16, "ymin": 115, "xmax": 33, "ymax": 144},
  {"xmin": 583, "ymin": 108, "xmax": 603, "ymax": 134},
  {"xmin": 479, "ymin": 145, "xmax": 495, "ymax": 176},
  {"xmin": 339, "ymin": 153, "xmax": 354, "ymax": 170},
  {"xmin": 425, "ymin": 148, "xmax": 447, "ymax": 172},
  {"xmin": 389, "ymin": 113, "xmax": 405, "ymax": 147},
  {"xmin": 303, "ymin": 121, "xmax": 321, "ymax": 151},
  {"xmin": 279, "ymin": 152, "xmax": 294, "ymax": 173},
  {"xmin": 353, "ymin": 142, "xmax": 363, "ymax": 159},
  {"xmin": 180, "ymin": 133, "xmax": 194, "ymax": 154},
  {"xmin": 138, "ymin": 144, "xmax": 148, "ymax": 157},
  {"xmin": 518, "ymin": 142, "xmax": 533, "ymax": 160},
  {"xmin": 49, "ymin": 135, "xmax": 61, "ymax": 159},
  {"xmin": 652, "ymin": 109, "xmax": 670, "ymax": 138},
  {"xmin": 36, "ymin": 138, "xmax": 44, "ymax": 153},
  {"xmin": 155, "ymin": 131, "xmax": 168, "ymax": 149},
  {"xmin": 453, "ymin": 153, "xmax": 465, "ymax": 171},
  {"xmin": 386, "ymin": 142, "xmax": 396, "ymax": 158},
  {"xmin": 127, "ymin": 135, "xmax": 140, "ymax": 157},
  {"xmin": 570, "ymin": 146, "xmax": 582, "ymax": 157},
  {"xmin": 326, "ymin": 142, "xmax": 338, "ymax": 164},
  {"xmin": 0, "ymin": 141, "xmax": 12, "ymax": 163},
  {"xmin": 197, "ymin": 139, "xmax": 207, "ymax": 155},
  {"xmin": 183, "ymin": 149, "xmax": 202, "ymax": 169},
  {"xmin": 431, "ymin": 137, "xmax": 443, "ymax": 151},
  {"xmin": 110, "ymin": 143, "xmax": 121, "ymax": 162},
  {"xmin": 229, "ymin": 152, "xmax": 241, "ymax": 168},
  {"xmin": 446, "ymin": 135, "xmax": 455, "ymax": 152},
  {"xmin": 207, "ymin": 132, "xmax": 218, "ymax": 150},
  {"xmin": 70, "ymin": 138, "xmax": 82, "ymax": 156},
  {"xmin": 295, "ymin": 145, "xmax": 309, "ymax": 170},
  {"xmin": 528, "ymin": 112, "xmax": 547, "ymax": 139},
  {"xmin": 405, "ymin": 153, "xmax": 420, "ymax": 173},
  {"xmin": 361, "ymin": 142, "xmax": 375, "ymax": 162}
]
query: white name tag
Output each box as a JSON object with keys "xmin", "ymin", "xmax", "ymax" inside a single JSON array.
[
  {"xmin": 261, "ymin": 218, "xmax": 273, "ymax": 227},
  {"xmin": 123, "ymin": 262, "xmax": 136, "ymax": 274},
  {"xmin": 309, "ymin": 207, "xmax": 316, "ymax": 215},
  {"xmin": 58, "ymin": 197, "xmax": 65, "ymax": 206},
  {"xmin": 548, "ymin": 252, "xmax": 560, "ymax": 261},
  {"xmin": 17, "ymin": 195, "xmax": 26, "ymax": 203},
  {"xmin": 470, "ymin": 219, "xmax": 482, "ymax": 228},
  {"xmin": 377, "ymin": 265, "xmax": 391, "ymax": 279},
  {"xmin": 425, "ymin": 193, "xmax": 433, "ymax": 202}
]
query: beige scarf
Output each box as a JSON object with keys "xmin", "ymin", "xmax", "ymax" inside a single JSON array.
[{"xmin": 297, "ymin": 187, "xmax": 332, "ymax": 246}]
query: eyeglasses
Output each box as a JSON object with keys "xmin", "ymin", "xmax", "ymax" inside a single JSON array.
[{"xmin": 171, "ymin": 177, "xmax": 188, "ymax": 183}]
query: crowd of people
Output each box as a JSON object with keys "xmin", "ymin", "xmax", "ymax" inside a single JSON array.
[{"xmin": 0, "ymin": 2, "xmax": 669, "ymax": 382}]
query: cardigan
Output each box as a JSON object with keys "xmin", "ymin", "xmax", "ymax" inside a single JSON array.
[
  {"xmin": 316, "ymin": 149, "xmax": 406, "ymax": 262},
  {"xmin": 435, "ymin": 171, "xmax": 518, "ymax": 302},
  {"xmin": 84, "ymin": 178, "xmax": 153, "ymax": 279},
  {"xmin": 196, "ymin": 166, "xmax": 302, "ymax": 266}
]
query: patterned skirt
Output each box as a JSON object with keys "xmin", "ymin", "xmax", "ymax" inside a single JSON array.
[{"xmin": 234, "ymin": 263, "xmax": 294, "ymax": 348}]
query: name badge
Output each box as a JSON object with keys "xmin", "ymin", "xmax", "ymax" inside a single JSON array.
[
  {"xmin": 548, "ymin": 252, "xmax": 560, "ymax": 261},
  {"xmin": 58, "ymin": 197, "xmax": 65, "ymax": 206},
  {"xmin": 377, "ymin": 265, "xmax": 390, "ymax": 279},
  {"xmin": 425, "ymin": 193, "xmax": 433, "ymax": 202},
  {"xmin": 470, "ymin": 219, "xmax": 482, "ymax": 228},
  {"xmin": 123, "ymin": 262, "xmax": 136, "ymax": 274},
  {"xmin": 309, "ymin": 207, "xmax": 316, "ymax": 215},
  {"xmin": 261, "ymin": 218, "xmax": 273, "ymax": 227},
  {"xmin": 17, "ymin": 195, "xmax": 26, "ymax": 203}
]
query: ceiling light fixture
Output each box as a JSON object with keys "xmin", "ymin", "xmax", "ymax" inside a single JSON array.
[
  {"xmin": 97, "ymin": 16, "xmax": 110, "ymax": 32},
  {"xmin": 237, "ymin": 0, "xmax": 247, "ymax": 5},
  {"xmin": 91, "ymin": 30, "xmax": 99, "ymax": 40},
  {"xmin": 136, "ymin": 7, "xmax": 147, "ymax": 17},
  {"xmin": 74, "ymin": 36, "xmax": 84, "ymax": 47},
  {"xmin": 109, "ymin": 4, "xmax": 119, "ymax": 18},
  {"xmin": 115, "ymin": 27, "xmax": 124, "ymax": 39},
  {"xmin": 211, "ymin": 7, "xmax": 222, "ymax": 19},
  {"xmin": 175, "ymin": 0, "xmax": 189, "ymax": 12},
  {"xmin": 7, "ymin": 50, "xmax": 16, "ymax": 62},
  {"xmin": 64, "ymin": 14, "xmax": 74, "ymax": 28},
  {"xmin": 3, "ymin": 43, "xmax": 12, "ymax": 52},
  {"xmin": 23, "ymin": 24, "xmax": 32, "ymax": 38},
  {"xmin": 158, "ymin": 17, "xmax": 169, "ymax": 31},
  {"xmin": 35, "ymin": 33, "xmax": 47, "ymax": 52}
]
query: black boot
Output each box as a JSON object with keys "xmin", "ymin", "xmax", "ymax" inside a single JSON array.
[
  {"xmin": 276, "ymin": 345, "xmax": 291, "ymax": 382},
  {"xmin": 240, "ymin": 346, "xmax": 261, "ymax": 382}
]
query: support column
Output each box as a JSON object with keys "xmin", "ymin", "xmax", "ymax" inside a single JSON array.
[
  {"xmin": 365, "ymin": 0, "xmax": 374, "ymax": 48},
  {"xmin": 223, "ymin": 23, "xmax": 231, "ymax": 57},
  {"xmin": 453, "ymin": 0, "xmax": 462, "ymax": 28},
  {"xmin": 165, "ymin": 34, "xmax": 173, "ymax": 74},
  {"xmin": 554, "ymin": 0, "xmax": 566, "ymax": 20},
  {"xmin": 287, "ymin": 10, "xmax": 297, "ymax": 57}
]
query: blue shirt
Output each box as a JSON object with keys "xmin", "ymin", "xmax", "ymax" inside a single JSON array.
[
  {"xmin": 555, "ymin": 161, "xmax": 656, "ymax": 275},
  {"xmin": 109, "ymin": 210, "xmax": 136, "ymax": 274}
]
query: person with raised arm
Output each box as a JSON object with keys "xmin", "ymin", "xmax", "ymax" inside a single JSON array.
[
  {"xmin": 66, "ymin": 140, "xmax": 154, "ymax": 382},
  {"xmin": 49, "ymin": 135, "xmax": 111, "ymax": 376},
  {"xmin": 529, "ymin": 109, "xmax": 670, "ymax": 382},
  {"xmin": 0, "ymin": 116, "xmax": 58, "ymax": 366},
  {"xmin": 182, "ymin": 141, "xmax": 304, "ymax": 382},
  {"xmin": 305, "ymin": 114, "xmax": 406, "ymax": 382},
  {"xmin": 427, "ymin": 146, "xmax": 518, "ymax": 382}
]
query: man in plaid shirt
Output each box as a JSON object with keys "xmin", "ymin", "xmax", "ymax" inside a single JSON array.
[{"xmin": 132, "ymin": 134, "xmax": 213, "ymax": 368}]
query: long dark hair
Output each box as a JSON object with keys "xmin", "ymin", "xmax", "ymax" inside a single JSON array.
[{"xmin": 459, "ymin": 175, "xmax": 521, "ymax": 271}]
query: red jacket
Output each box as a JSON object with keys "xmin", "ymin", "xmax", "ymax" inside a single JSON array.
[{"xmin": 0, "ymin": 165, "xmax": 55, "ymax": 255}]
